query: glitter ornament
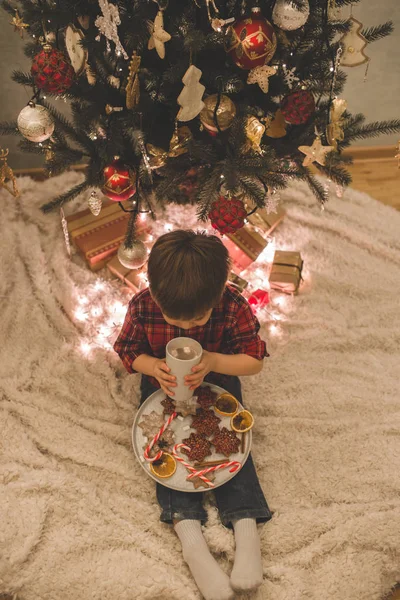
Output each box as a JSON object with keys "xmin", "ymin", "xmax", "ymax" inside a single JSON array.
[
  {"xmin": 102, "ymin": 159, "xmax": 136, "ymax": 202},
  {"xmin": 88, "ymin": 190, "xmax": 103, "ymax": 216},
  {"xmin": 17, "ymin": 102, "xmax": 55, "ymax": 142},
  {"xmin": 200, "ymin": 94, "xmax": 236, "ymax": 133},
  {"xmin": 247, "ymin": 64, "xmax": 277, "ymax": 93},
  {"xmin": 209, "ymin": 195, "xmax": 247, "ymax": 234},
  {"xmin": 244, "ymin": 116, "xmax": 265, "ymax": 153},
  {"xmin": 31, "ymin": 44, "xmax": 75, "ymax": 94},
  {"xmin": 282, "ymin": 64, "xmax": 300, "ymax": 90},
  {"xmin": 95, "ymin": 0, "xmax": 128, "ymax": 59},
  {"xmin": 272, "ymin": 0, "xmax": 310, "ymax": 31},
  {"xmin": 65, "ymin": 24, "xmax": 88, "ymax": 75},
  {"xmin": 298, "ymin": 136, "xmax": 334, "ymax": 167},
  {"xmin": 117, "ymin": 239, "xmax": 148, "ymax": 269},
  {"xmin": 281, "ymin": 90, "xmax": 315, "ymax": 125},
  {"xmin": 225, "ymin": 7, "xmax": 277, "ymax": 70}
]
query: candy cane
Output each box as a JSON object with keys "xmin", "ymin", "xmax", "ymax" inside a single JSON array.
[
  {"xmin": 172, "ymin": 443, "xmax": 214, "ymax": 488},
  {"xmin": 187, "ymin": 461, "xmax": 242, "ymax": 479},
  {"xmin": 144, "ymin": 412, "xmax": 177, "ymax": 463}
]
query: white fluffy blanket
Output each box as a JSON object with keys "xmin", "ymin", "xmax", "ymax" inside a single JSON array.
[{"xmin": 1, "ymin": 172, "xmax": 399, "ymax": 600}]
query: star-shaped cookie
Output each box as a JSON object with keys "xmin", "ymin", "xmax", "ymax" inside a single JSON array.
[
  {"xmin": 174, "ymin": 396, "xmax": 198, "ymax": 417},
  {"xmin": 189, "ymin": 471, "xmax": 216, "ymax": 489},
  {"xmin": 211, "ymin": 427, "xmax": 240, "ymax": 457},
  {"xmin": 138, "ymin": 411, "xmax": 165, "ymax": 439},
  {"xmin": 298, "ymin": 137, "xmax": 334, "ymax": 167},
  {"xmin": 191, "ymin": 409, "xmax": 221, "ymax": 436}
]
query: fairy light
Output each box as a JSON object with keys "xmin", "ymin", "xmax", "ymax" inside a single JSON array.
[
  {"xmin": 80, "ymin": 341, "xmax": 92, "ymax": 355},
  {"xmin": 74, "ymin": 307, "xmax": 88, "ymax": 322},
  {"xmin": 94, "ymin": 280, "xmax": 105, "ymax": 291},
  {"xmin": 91, "ymin": 306, "xmax": 103, "ymax": 317},
  {"xmin": 78, "ymin": 295, "xmax": 89, "ymax": 305}
]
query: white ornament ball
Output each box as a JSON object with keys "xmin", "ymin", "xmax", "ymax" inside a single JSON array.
[
  {"xmin": 17, "ymin": 103, "xmax": 55, "ymax": 142},
  {"xmin": 272, "ymin": 0, "xmax": 310, "ymax": 31},
  {"xmin": 118, "ymin": 239, "xmax": 148, "ymax": 269}
]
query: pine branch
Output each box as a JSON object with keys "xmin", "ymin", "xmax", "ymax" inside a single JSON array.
[
  {"xmin": 362, "ymin": 22, "xmax": 393, "ymax": 43},
  {"xmin": 0, "ymin": 120, "xmax": 19, "ymax": 135},
  {"xmin": 346, "ymin": 120, "xmax": 400, "ymax": 142},
  {"xmin": 12, "ymin": 70, "xmax": 34, "ymax": 87},
  {"xmin": 40, "ymin": 181, "xmax": 90, "ymax": 213}
]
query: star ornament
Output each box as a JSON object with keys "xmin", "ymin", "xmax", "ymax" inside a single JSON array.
[
  {"xmin": 148, "ymin": 10, "xmax": 171, "ymax": 59},
  {"xmin": 247, "ymin": 65, "xmax": 277, "ymax": 93},
  {"xmin": 298, "ymin": 137, "xmax": 334, "ymax": 167},
  {"xmin": 10, "ymin": 10, "xmax": 29, "ymax": 38}
]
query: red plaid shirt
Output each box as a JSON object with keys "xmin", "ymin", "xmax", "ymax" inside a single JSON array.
[{"xmin": 114, "ymin": 285, "xmax": 269, "ymax": 388}]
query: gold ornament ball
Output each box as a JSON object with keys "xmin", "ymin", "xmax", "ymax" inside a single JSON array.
[
  {"xmin": 117, "ymin": 239, "xmax": 148, "ymax": 269},
  {"xmin": 200, "ymin": 95, "xmax": 236, "ymax": 133},
  {"xmin": 17, "ymin": 103, "xmax": 55, "ymax": 142}
]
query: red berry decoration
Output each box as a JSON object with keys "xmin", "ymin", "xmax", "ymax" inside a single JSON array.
[
  {"xmin": 31, "ymin": 45, "xmax": 75, "ymax": 94},
  {"xmin": 225, "ymin": 7, "xmax": 277, "ymax": 70},
  {"xmin": 102, "ymin": 159, "xmax": 136, "ymax": 202},
  {"xmin": 281, "ymin": 90, "xmax": 315, "ymax": 125},
  {"xmin": 209, "ymin": 195, "xmax": 247, "ymax": 235}
]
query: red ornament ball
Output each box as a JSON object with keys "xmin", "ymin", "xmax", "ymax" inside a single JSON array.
[
  {"xmin": 31, "ymin": 47, "xmax": 75, "ymax": 94},
  {"xmin": 209, "ymin": 195, "xmax": 247, "ymax": 235},
  {"xmin": 248, "ymin": 289, "xmax": 270, "ymax": 311},
  {"xmin": 225, "ymin": 8, "xmax": 277, "ymax": 70},
  {"xmin": 281, "ymin": 90, "xmax": 315, "ymax": 125},
  {"xmin": 102, "ymin": 160, "xmax": 136, "ymax": 202}
]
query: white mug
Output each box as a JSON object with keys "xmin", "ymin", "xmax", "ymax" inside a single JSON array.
[{"xmin": 166, "ymin": 337, "xmax": 202, "ymax": 401}]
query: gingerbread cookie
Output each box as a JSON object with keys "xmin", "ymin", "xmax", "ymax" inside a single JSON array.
[
  {"xmin": 189, "ymin": 471, "xmax": 216, "ymax": 489},
  {"xmin": 161, "ymin": 397, "xmax": 176, "ymax": 415},
  {"xmin": 143, "ymin": 429, "xmax": 175, "ymax": 458},
  {"xmin": 191, "ymin": 409, "xmax": 221, "ymax": 436},
  {"xmin": 182, "ymin": 433, "xmax": 212, "ymax": 462},
  {"xmin": 174, "ymin": 396, "xmax": 198, "ymax": 417},
  {"xmin": 211, "ymin": 427, "xmax": 240, "ymax": 457},
  {"xmin": 138, "ymin": 411, "xmax": 165, "ymax": 439},
  {"xmin": 195, "ymin": 385, "xmax": 217, "ymax": 409}
]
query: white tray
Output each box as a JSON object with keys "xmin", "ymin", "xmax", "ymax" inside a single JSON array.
[{"xmin": 132, "ymin": 383, "xmax": 252, "ymax": 492}]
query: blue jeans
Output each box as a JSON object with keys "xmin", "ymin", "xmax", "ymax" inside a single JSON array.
[{"xmin": 140, "ymin": 375, "xmax": 273, "ymax": 528}]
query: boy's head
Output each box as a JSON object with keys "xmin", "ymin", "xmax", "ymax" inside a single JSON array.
[{"xmin": 147, "ymin": 229, "xmax": 230, "ymax": 329}]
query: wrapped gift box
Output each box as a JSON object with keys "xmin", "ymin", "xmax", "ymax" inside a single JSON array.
[
  {"xmin": 228, "ymin": 271, "xmax": 248, "ymax": 293},
  {"xmin": 66, "ymin": 200, "xmax": 151, "ymax": 271},
  {"xmin": 107, "ymin": 254, "xmax": 147, "ymax": 293},
  {"xmin": 269, "ymin": 250, "xmax": 303, "ymax": 294},
  {"xmin": 245, "ymin": 204, "xmax": 286, "ymax": 235},
  {"xmin": 223, "ymin": 225, "xmax": 269, "ymax": 273}
]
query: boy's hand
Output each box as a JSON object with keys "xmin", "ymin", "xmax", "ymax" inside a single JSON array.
[
  {"xmin": 185, "ymin": 350, "xmax": 216, "ymax": 390},
  {"xmin": 153, "ymin": 358, "xmax": 177, "ymax": 397}
]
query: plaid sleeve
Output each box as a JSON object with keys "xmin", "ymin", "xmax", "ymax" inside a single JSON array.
[
  {"xmin": 113, "ymin": 298, "xmax": 151, "ymax": 374},
  {"xmin": 226, "ymin": 300, "xmax": 269, "ymax": 360}
]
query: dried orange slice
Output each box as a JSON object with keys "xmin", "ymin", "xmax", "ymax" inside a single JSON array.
[
  {"xmin": 214, "ymin": 393, "xmax": 239, "ymax": 416},
  {"xmin": 150, "ymin": 452, "xmax": 177, "ymax": 479},
  {"xmin": 231, "ymin": 410, "xmax": 254, "ymax": 433}
]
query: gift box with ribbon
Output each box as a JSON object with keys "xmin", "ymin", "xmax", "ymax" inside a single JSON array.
[
  {"xmin": 107, "ymin": 254, "xmax": 147, "ymax": 292},
  {"xmin": 66, "ymin": 200, "xmax": 151, "ymax": 271},
  {"xmin": 223, "ymin": 225, "xmax": 269, "ymax": 273},
  {"xmin": 269, "ymin": 250, "xmax": 303, "ymax": 294},
  {"xmin": 245, "ymin": 204, "xmax": 286, "ymax": 235}
]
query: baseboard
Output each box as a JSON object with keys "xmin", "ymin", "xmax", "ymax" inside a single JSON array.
[{"xmin": 13, "ymin": 146, "xmax": 396, "ymax": 181}]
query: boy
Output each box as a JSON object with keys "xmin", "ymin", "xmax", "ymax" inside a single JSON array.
[{"xmin": 114, "ymin": 230, "xmax": 272, "ymax": 600}]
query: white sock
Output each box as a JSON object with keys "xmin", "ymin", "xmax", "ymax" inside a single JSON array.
[
  {"xmin": 230, "ymin": 518, "xmax": 263, "ymax": 592},
  {"xmin": 174, "ymin": 520, "xmax": 234, "ymax": 600}
]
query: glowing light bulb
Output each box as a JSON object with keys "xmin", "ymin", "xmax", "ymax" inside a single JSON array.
[
  {"xmin": 78, "ymin": 295, "xmax": 89, "ymax": 305},
  {"xmin": 270, "ymin": 324, "xmax": 277, "ymax": 334},
  {"xmin": 94, "ymin": 281, "xmax": 105, "ymax": 291},
  {"xmin": 80, "ymin": 341, "xmax": 91, "ymax": 355},
  {"xmin": 140, "ymin": 213, "xmax": 147, "ymax": 222},
  {"xmin": 91, "ymin": 306, "xmax": 103, "ymax": 318},
  {"xmin": 74, "ymin": 308, "xmax": 87, "ymax": 322}
]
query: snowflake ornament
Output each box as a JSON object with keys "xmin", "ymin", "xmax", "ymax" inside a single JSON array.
[{"xmin": 282, "ymin": 65, "xmax": 300, "ymax": 90}]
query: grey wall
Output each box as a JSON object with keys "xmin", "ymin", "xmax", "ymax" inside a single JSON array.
[{"xmin": 1, "ymin": 2, "xmax": 400, "ymax": 169}]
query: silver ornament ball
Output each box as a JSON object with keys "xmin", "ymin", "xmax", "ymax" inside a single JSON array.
[
  {"xmin": 272, "ymin": 0, "xmax": 310, "ymax": 31},
  {"xmin": 118, "ymin": 239, "xmax": 148, "ymax": 269},
  {"xmin": 17, "ymin": 103, "xmax": 55, "ymax": 142}
]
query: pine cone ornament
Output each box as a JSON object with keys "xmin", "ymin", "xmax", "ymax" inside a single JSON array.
[
  {"xmin": 31, "ymin": 45, "xmax": 74, "ymax": 94},
  {"xmin": 209, "ymin": 195, "xmax": 247, "ymax": 235}
]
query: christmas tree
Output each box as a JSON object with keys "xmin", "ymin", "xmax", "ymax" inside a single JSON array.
[{"xmin": 1, "ymin": 0, "xmax": 399, "ymax": 261}]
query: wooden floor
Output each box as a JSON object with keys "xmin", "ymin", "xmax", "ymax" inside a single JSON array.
[{"xmin": 346, "ymin": 157, "xmax": 400, "ymax": 210}]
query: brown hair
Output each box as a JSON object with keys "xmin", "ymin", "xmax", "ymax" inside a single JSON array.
[{"xmin": 147, "ymin": 230, "xmax": 230, "ymax": 319}]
